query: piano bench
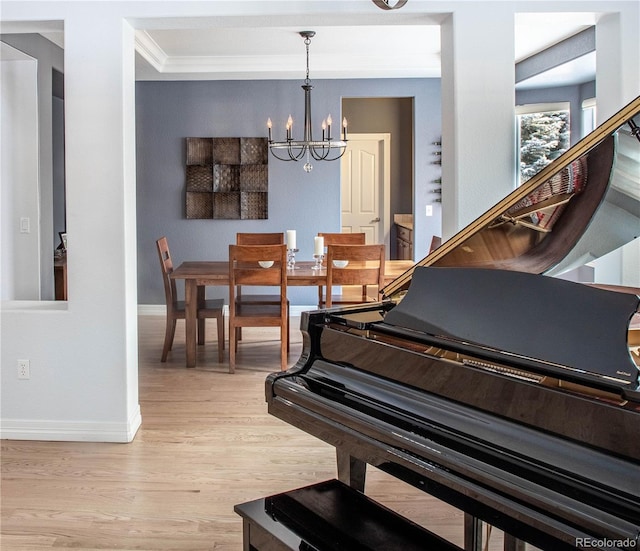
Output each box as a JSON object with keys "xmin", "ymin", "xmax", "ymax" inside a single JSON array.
[{"xmin": 234, "ymin": 479, "xmax": 463, "ymax": 551}]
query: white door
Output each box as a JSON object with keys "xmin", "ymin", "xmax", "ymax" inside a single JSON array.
[{"xmin": 340, "ymin": 133, "xmax": 390, "ymax": 256}]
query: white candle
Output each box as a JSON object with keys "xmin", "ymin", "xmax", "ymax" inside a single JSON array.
[
  {"xmin": 314, "ymin": 236, "xmax": 324, "ymax": 256},
  {"xmin": 286, "ymin": 230, "xmax": 296, "ymax": 250}
]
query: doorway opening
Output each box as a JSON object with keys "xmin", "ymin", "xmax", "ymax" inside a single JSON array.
[{"xmin": 341, "ymin": 97, "xmax": 414, "ymax": 260}]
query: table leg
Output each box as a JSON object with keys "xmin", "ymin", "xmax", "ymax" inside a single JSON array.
[{"xmin": 185, "ymin": 279, "xmax": 197, "ymax": 368}]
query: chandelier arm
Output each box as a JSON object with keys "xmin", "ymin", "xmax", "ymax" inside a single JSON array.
[
  {"xmin": 309, "ymin": 146, "xmax": 348, "ymax": 162},
  {"xmin": 288, "ymin": 146, "xmax": 308, "ymax": 161},
  {"xmin": 268, "ymin": 147, "xmax": 304, "ymax": 162}
]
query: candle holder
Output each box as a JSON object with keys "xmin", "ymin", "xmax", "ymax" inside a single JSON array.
[
  {"xmin": 287, "ymin": 248, "xmax": 299, "ymax": 270},
  {"xmin": 312, "ymin": 254, "xmax": 324, "ymax": 271}
]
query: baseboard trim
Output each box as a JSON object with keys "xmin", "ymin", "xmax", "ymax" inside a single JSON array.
[{"xmin": 1, "ymin": 405, "xmax": 142, "ymax": 443}]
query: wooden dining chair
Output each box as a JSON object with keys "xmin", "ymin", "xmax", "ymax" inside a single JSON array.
[
  {"xmin": 317, "ymin": 232, "xmax": 366, "ymax": 307},
  {"xmin": 156, "ymin": 237, "xmax": 225, "ymax": 363},
  {"xmin": 228, "ymin": 244, "xmax": 288, "ymax": 373},
  {"xmin": 235, "ymin": 232, "xmax": 289, "ymax": 348},
  {"xmin": 324, "ymin": 244, "xmax": 386, "ymax": 308}
]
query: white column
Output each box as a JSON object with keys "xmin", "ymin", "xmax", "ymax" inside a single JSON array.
[
  {"xmin": 596, "ymin": 6, "xmax": 640, "ymax": 121},
  {"xmin": 64, "ymin": 9, "xmax": 141, "ymax": 435},
  {"xmin": 440, "ymin": 3, "xmax": 516, "ymax": 239},
  {"xmin": 594, "ymin": 4, "xmax": 640, "ymax": 286}
]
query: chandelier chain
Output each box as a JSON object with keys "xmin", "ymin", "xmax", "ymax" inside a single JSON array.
[{"xmin": 305, "ymin": 35, "xmax": 311, "ymax": 85}]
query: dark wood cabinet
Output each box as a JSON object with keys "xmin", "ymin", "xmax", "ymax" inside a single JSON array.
[
  {"xmin": 395, "ymin": 223, "xmax": 413, "ymax": 260},
  {"xmin": 54, "ymin": 255, "xmax": 67, "ymax": 300}
]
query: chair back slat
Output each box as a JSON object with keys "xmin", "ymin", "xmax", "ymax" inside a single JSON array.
[
  {"xmin": 318, "ymin": 232, "xmax": 366, "ymax": 246},
  {"xmin": 236, "ymin": 232, "xmax": 284, "ymax": 245},
  {"xmin": 233, "ymin": 268, "xmax": 284, "ymax": 286}
]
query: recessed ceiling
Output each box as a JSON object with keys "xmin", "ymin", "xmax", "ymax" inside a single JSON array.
[
  {"xmin": 134, "ymin": 25, "xmax": 442, "ymax": 80},
  {"xmin": 19, "ymin": 12, "xmax": 597, "ymax": 88}
]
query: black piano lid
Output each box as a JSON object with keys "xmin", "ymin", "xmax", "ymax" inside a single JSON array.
[{"xmin": 382, "ymin": 266, "xmax": 640, "ymax": 389}]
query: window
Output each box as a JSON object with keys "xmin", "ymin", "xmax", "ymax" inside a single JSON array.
[{"xmin": 516, "ymin": 102, "xmax": 570, "ymax": 185}]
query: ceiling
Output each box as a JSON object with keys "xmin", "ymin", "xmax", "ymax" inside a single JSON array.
[{"xmin": 34, "ymin": 11, "xmax": 597, "ymax": 88}]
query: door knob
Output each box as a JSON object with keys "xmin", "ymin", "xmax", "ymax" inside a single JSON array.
[{"xmin": 371, "ymin": 217, "xmax": 380, "ymax": 223}]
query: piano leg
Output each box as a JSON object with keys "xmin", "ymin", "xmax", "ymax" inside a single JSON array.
[
  {"xmin": 464, "ymin": 514, "xmax": 482, "ymax": 551},
  {"xmin": 336, "ymin": 449, "xmax": 366, "ymax": 492}
]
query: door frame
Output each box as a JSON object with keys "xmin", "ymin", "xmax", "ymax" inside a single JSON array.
[{"xmin": 340, "ymin": 133, "xmax": 391, "ymax": 258}]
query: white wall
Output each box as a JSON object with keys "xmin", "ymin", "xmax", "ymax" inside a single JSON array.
[
  {"xmin": 593, "ymin": 6, "xmax": 640, "ymax": 287},
  {"xmin": 1, "ymin": 4, "xmax": 141, "ymax": 442},
  {"xmin": 1, "ymin": 54, "xmax": 41, "ymax": 300},
  {"xmin": 440, "ymin": 2, "xmax": 516, "ymax": 239}
]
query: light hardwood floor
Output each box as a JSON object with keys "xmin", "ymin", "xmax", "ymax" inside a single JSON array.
[{"xmin": 2, "ymin": 315, "xmax": 512, "ymax": 550}]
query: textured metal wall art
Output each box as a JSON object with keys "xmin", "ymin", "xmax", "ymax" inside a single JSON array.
[{"xmin": 185, "ymin": 137, "xmax": 268, "ymax": 219}]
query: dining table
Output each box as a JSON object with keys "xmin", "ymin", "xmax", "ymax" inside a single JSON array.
[{"xmin": 169, "ymin": 259, "xmax": 415, "ymax": 368}]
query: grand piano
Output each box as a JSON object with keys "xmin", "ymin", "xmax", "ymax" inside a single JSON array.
[{"xmin": 264, "ymin": 96, "xmax": 640, "ymax": 550}]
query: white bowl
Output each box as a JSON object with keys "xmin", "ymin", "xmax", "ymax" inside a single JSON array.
[
  {"xmin": 258, "ymin": 261, "xmax": 274, "ymax": 268},
  {"xmin": 332, "ymin": 260, "xmax": 349, "ymax": 268}
]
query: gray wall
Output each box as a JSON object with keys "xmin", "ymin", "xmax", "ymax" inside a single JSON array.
[{"xmin": 136, "ymin": 78, "xmax": 439, "ymax": 306}]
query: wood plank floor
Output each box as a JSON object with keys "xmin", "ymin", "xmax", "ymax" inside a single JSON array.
[{"xmin": 2, "ymin": 315, "xmax": 514, "ymax": 550}]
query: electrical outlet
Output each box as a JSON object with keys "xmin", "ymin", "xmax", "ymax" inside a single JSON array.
[{"xmin": 18, "ymin": 359, "xmax": 30, "ymax": 379}]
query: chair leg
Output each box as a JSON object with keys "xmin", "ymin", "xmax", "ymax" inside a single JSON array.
[
  {"xmin": 216, "ymin": 312, "xmax": 225, "ymax": 363},
  {"xmin": 197, "ymin": 287, "xmax": 206, "ymax": 345},
  {"xmin": 229, "ymin": 323, "xmax": 236, "ymax": 374},
  {"xmin": 197, "ymin": 318, "xmax": 205, "ymax": 345},
  {"xmin": 280, "ymin": 326, "xmax": 287, "ymax": 371},
  {"xmin": 286, "ymin": 304, "xmax": 290, "ymax": 353},
  {"xmin": 161, "ymin": 318, "xmax": 177, "ymax": 362}
]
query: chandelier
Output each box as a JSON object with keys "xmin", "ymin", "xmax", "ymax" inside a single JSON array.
[{"xmin": 267, "ymin": 31, "xmax": 347, "ymax": 173}]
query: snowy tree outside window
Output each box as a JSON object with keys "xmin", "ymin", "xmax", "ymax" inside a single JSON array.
[{"xmin": 517, "ymin": 103, "xmax": 570, "ymax": 185}]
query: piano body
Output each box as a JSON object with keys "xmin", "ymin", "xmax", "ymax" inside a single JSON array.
[{"xmin": 265, "ymin": 96, "xmax": 640, "ymax": 551}]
